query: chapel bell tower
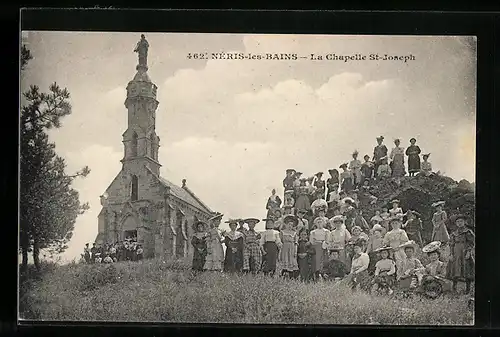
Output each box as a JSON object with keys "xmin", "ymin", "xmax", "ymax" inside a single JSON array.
[{"xmin": 121, "ymin": 34, "xmax": 161, "ymax": 176}]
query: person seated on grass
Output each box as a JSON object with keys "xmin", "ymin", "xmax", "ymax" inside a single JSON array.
[
  {"xmin": 297, "ymin": 228, "xmax": 315, "ymax": 282},
  {"xmin": 419, "ymin": 241, "xmax": 453, "ymax": 298},
  {"xmin": 397, "ymin": 241, "xmax": 425, "ymax": 293},
  {"xmin": 347, "ymin": 239, "xmax": 370, "ymax": 291},
  {"xmin": 323, "ymin": 249, "xmax": 349, "ymax": 281},
  {"xmin": 103, "ymin": 254, "xmax": 113, "ymax": 264},
  {"xmin": 94, "ymin": 252, "xmax": 102, "ymax": 264},
  {"xmin": 371, "ymin": 245, "xmax": 396, "ymax": 295}
]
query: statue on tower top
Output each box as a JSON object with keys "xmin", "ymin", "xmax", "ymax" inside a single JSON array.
[{"xmin": 134, "ymin": 34, "xmax": 149, "ymax": 70}]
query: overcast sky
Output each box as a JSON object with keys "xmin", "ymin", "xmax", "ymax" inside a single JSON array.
[{"xmin": 21, "ymin": 32, "xmax": 476, "ymax": 262}]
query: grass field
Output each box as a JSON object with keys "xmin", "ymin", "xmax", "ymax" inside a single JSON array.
[{"xmin": 19, "ymin": 259, "xmax": 474, "ymax": 325}]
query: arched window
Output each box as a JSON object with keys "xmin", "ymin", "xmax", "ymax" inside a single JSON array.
[
  {"xmin": 131, "ymin": 132, "xmax": 138, "ymax": 157},
  {"xmin": 131, "ymin": 175, "xmax": 138, "ymax": 201},
  {"xmin": 150, "ymin": 133, "xmax": 156, "ymax": 160}
]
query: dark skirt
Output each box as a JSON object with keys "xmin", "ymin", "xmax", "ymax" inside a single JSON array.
[
  {"xmin": 408, "ymin": 155, "xmax": 421, "ymax": 173},
  {"xmin": 367, "ymin": 252, "xmax": 380, "ymax": 275},
  {"xmin": 262, "ymin": 242, "xmax": 279, "ymax": 273},
  {"xmin": 342, "ymin": 178, "xmax": 354, "ymax": 192},
  {"xmin": 224, "ymin": 247, "xmax": 243, "ymax": 273},
  {"xmin": 192, "ymin": 250, "xmax": 207, "ymax": 271},
  {"xmin": 297, "ymin": 255, "xmax": 313, "ymax": 281}
]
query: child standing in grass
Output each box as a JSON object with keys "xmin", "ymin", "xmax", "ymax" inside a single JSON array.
[
  {"xmin": 297, "ymin": 229, "xmax": 315, "ymax": 282},
  {"xmin": 371, "ymin": 246, "xmax": 396, "ymax": 295},
  {"xmin": 260, "ymin": 218, "xmax": 283, "ymax": 276},
  {"xmin": 397, "ymin": 241, "xmax": 425, "ymax": 291},
  {"xmin": 279, "ymin": 215, "xmax": 299, "ymax": 278},
  {"xmin": 421, "ymin": 241, "xmax": 453, "ymax": 298},
  {"xmin": 323, "ymin": 249, "xmax": 349, "ymax": 281},
  {"xmin": 347, "ymin": 240, "xmax": 370, "ymax": 291}
]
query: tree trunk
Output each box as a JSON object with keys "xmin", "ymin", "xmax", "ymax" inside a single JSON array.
[
  {"xmin": 33, "ymin": 237, "xmax": 41, "ymax": 272},
  {"xmin": 20, "ymin": 228, "xmax": 29, "ymax": 274}
]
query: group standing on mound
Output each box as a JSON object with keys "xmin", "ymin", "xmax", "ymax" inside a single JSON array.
[{"xmin": 186, "ymin": 135, "xmax": 473, "ymax": 297}]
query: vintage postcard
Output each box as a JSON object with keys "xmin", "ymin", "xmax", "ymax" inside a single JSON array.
[{"xmin": 19, "ymin": 31, "xmax": 476, "ymax": 325}]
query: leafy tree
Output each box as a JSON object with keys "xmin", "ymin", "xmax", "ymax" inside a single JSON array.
[{"xmin": 20, "ymin": 45, "xmax": 90, "ymax": 272}]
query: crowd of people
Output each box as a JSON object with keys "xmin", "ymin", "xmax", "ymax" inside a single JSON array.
[
  {"xmin": 81, "ymin": 237, "xmax": 144, "ymax": 264},
  {"xmin": 190, "ymin": 136, "xmax": 475, "ymax": 297}
]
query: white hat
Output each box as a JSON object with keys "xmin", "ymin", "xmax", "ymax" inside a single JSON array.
[
  {"xmin": 398, "ymin": 240, "xmax": 419, "ymax": 250},
  {"xmin": 431, "ymin": 201, "xmax": 445, "ymax": 207},
  {"xmin": 422, "ymin": 241, "xmax": 442, "ymax": 253}
]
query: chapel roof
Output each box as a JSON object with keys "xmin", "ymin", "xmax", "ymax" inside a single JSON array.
[{"xmin": 145, "ymin": 166, "xmax": 213, "ymax": 214}]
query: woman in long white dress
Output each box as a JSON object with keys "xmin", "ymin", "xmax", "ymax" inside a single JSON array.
[{"xmin": 203, "ymin": 213, "xmax": 225, "ymax": 271}]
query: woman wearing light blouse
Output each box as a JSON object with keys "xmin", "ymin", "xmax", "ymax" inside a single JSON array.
[
  {"xmin": 348, "ymin": 240, "xmax": 370, "ymax": 290},
  {"xmin": 309, "ymin": 217, "xmax": 331, "ymax": 280},
  {"xmin": 326, "ymin": 215, "xmax": 351, "ymax": 265},
  {"xmin": 259, "ymin": 218, "xmax": 283, "ymax": 276}
]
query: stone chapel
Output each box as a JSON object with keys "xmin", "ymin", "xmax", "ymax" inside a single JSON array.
[{"xmin": 95, "ymin": 35, "xmax": 216, "ymax": 260}]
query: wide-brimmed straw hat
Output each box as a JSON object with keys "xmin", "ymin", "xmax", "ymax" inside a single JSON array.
[
  {"xmin": 283, "ymin": 215, "xmax": 299, "ymax": 227},
  {"xmin": 209, "ymin": 213, "xmax": 224, "ymax": 221},
  {"xmin": 328, "ymin": 169, "xmax": 337, "ymax": 175},
  {"xmin": 377, "ymin": 136, "xmax": 385, "ymax": 141},
  {"xmin": 450, "ymin": 213, "xmax": 467, "ymax": 223},
  {"xmin": 398, "ymin": 240, "xmax": 419, "ymax": 251},
  {"xmin": 194, "ymin": 221, "xmax": 208, "ymax": 230},
  {"xmin": 244, "ymin": 218, "xmax": 260, "ymax": 225},
  {"xmin": 284, "ymin": 190, "xmax": 294, "ymax": 195},
  {"xmin": 315, "ymin": 172, "xmax": 323, "ymax": 177},
  {"xmin": 423, "ymin": 153, "xmax": 431, "ymax": 158},
  {"xmin": 339, "ymin": 163, "xmax": 348, "ymax": 169},
  {"xmin": 352, "ymin": 150, "xmax": 359, "ymax": 156},
  {"xmin": 375, "ymin": 245, "xmax": 393, "ymax": 253},
  {"xmin": 422, "ymin": 241, "xmax": 442, "ymax": 253},
  {"xmin": 286, "ymin": 168, "xmax": 296, "ymax": 174},
  {"xmin": 431, "ymin": 201, "xmax": 445, "ymax": 207},
  {"xmin": 330, "ymin": 215, "xmax": 346, "ymax": 223},
  {"xmin": 390, "ymin": 199, "xmax": 400, "ymax": 204},
  {"xmin": 371, "ymin": 224, "xmax": 384, "ymax": 232}
]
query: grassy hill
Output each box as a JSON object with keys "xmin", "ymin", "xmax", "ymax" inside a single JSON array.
[{"xmin": 20, "ymin": 259, "xmax": 473, "ymax": 325}]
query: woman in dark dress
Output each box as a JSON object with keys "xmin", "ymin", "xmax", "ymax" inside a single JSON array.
[
  {"xmin": 405, "ymin": 138, "xmax": 421, "ymax": 177},
  {"xmin": 448, "ymin": 214, "xmax": 475, "ymax": 294},
  {"xmin": 223, "ymin": 220, "xmax": 245, "ymax": 273},
  {"xmin": 191, "ymin": 221, "xmax": 208, "ymax": 272}
]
